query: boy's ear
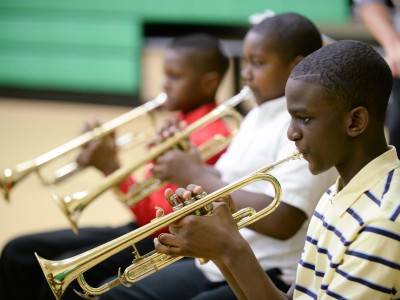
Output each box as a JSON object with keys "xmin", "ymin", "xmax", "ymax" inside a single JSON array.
[
  {"xmin": 290, "ymin": 55, "xmax": 305, "ymax": 70},
  {"xmin": 346, "ymin": 106, "xmax": 369, "ymax": 137},
  {"xmin": 201, "ymin": 71, "xmax": 220, "ymax": 95}
]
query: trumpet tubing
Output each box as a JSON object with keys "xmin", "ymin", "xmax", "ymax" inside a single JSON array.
[
  {"xmin": 36, "ymin": 150, "xmax": 302, "ymax": 299},
  {"xmin": 50, "ymin": 129, "xmax": 150, "ymax": 185},
  {"xmin": 54, "ymin": 86, "xmax": 252, "ymax": 233},
  {"xmin": 123, "ymin": 132, "xmax": 238, "ymax": 206},
  {"xmin": 0, "ymin": 93, "xmax": 167, "ymax": 202}
]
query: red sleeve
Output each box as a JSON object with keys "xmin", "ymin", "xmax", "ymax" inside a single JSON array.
[
  {"xmin": 130, "ymin": 183, "xmax": 175, "ymax": 236},
  {"xmin": 118, "ymin": 176, "xmax": 136, "ymax": 193},
  {"xmin": 117, "ymin": 175, "xmax": 172, "ymax": 236}
]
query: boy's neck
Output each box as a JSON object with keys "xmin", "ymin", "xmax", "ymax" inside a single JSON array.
[
  {"xmin": 338, "ymin": 136, "xmax": 388, "ymax": 187},
  {"xmin": 256, "ymin": 95, "xmax": 285, "ymax": 106}
]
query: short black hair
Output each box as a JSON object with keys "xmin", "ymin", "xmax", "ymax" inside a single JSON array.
[
  {"xmin": 167, "ymin": 33, "xmax": 229, "ymax": 77},
  {"xmin": 290, "ymin": 40, "xmax": 393, "ymax": 122},
  {"xmin": 250, "ymin": 13, "xmax": 322, "ymax": 63}
]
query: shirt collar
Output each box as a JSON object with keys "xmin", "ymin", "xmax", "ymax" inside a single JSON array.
[
  {"xmin": 176, "ymin": 102, "xmax": 217, "ymax": 125},
  {"xmin": 331, "ymin": 146, "xmax": 400, "ymax": 216},
  {"xmin": 257, "ymin": 96, "xmax": 287, "ymax": 116}
]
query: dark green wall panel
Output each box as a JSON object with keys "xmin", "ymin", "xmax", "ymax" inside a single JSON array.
[{"xmin": 0, "ymin": 0, "xmax": 350, "ymax": 96}]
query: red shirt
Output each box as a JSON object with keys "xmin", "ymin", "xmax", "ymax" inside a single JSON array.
[{"xmin": 118, "ymin": 102, "xmax": 231, "ymax": 236}]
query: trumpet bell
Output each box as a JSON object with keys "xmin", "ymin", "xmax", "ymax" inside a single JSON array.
[
  {"xmin": 0, "ymin": 166, "xmax": 33, "ymax": 202},
  {"xmin": 0, "ymin": 171, "xmax": 11, "ymax": 202},
  {"xmin": 52, "ymin": 191, "xmax": 87, "ymax": 235},
  {"xmin": 35, "ymin": 253, "xmax": 71, "ymax": 300}
]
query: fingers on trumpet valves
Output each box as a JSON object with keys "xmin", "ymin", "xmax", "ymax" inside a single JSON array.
[
  {"xmin": 146, "ymin": 134, "xmax": 163, "ymax": 149},
  {"xmin": 166, "ymin": 115, "xmax": 183, "ymax": 130},
  {"xmin": 185, "ymin": 185, "xmax": 210, "ymax": 213},
  {"xmin": 165, "ymin": 185, "xmax": 209, "ymax": 213},
  {"xmin": 186, "ymin": 184, "xmax": 204, "ymax": 195},
  {"xmin": 146, "ymin": 115, "xmax": 187, "ymax": 149},
  {"xmin": 165, "ymin": 117, "xmax": 180, "ymax": 135}
]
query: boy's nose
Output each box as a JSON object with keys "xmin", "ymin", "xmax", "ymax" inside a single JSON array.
[
  {"xmin": 240, "ymin": 64, "xmax": 251, "ymax": 81},
  {"xmin": 162, "ymin": 80, "xmax": 170, "ymax": 93},
  {"xmin": 287, "ymin": 121, "xmax": 301, "ymax": 141}
]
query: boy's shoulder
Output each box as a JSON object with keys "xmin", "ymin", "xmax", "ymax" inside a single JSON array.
[
  {"xmin": 380, "ymin": 165, "xmax": 400, "ymax": 222},
  {"xmin": 362, "ymin": 162, "xmax": 400, "ymax": 225}
]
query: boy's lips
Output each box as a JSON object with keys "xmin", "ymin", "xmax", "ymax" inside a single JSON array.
[{"xmin": 296, "ymin": 147, "xmax": 309, "ymax": 160}]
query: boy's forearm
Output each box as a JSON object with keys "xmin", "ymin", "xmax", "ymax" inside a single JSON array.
[
  {"xmin": 202, "ymin": 164, "xmax": 221, "ymax": 177},
  {"xmin": 214, "ymin": 261, "xmax": 247, "ymax": 300},
  {"xmin": 190, "ymin": 166, "xmax": 225, "ymax": 192},
  {"xmin": 219, "ymin": 239, "xmax": 290, "ymax": 300}
]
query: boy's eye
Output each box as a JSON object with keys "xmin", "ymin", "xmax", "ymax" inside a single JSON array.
[
  {"xmin": 301, "ymin": 117, "xmax": 310, "ymax": 124},
  {"xmin": 250, "ymin": 60, "xmax": 263, "ymax": 68},
  {"xmin": 167, "ymin": 73, "xmax": 181, "ymax": 81}
]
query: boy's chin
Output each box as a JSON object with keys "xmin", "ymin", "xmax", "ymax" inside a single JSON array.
[
  {"xmin": 308, "ymin": 163, "xmax": 330, "ymax": 176},
  {"xmin": 307, "ymin": 161, "xmax": 322, "ymax": 175}
]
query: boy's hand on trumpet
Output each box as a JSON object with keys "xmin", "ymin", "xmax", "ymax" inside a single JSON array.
[
  {"xmin": 76, "ymin": 119, "xmax": 120, "ymax": 176},
  {"xmin": 146, "ymin": 116, "xmax": 187, "ymax": 148},
  {"xmin": 152, "ymin": 145, "xmax": 202, "ymax": 187},
  {"xmin": 146, "ymin": 115, "xmax": 203, "ymax": 187},
  {"xmin": 154, "ymin": 184, "xmax": 242, "ymax": 262},
  {"xmin": 149, "ymin": 116, "xmax": 203, "ymax": 186}
]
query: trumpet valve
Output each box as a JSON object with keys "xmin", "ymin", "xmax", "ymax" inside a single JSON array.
[
  {"xmin": 168, "ymin": 194, "xmax": 183, "ymax": 211},
  {"xmin": 167, "ymin": 190, "xmax": 211, "ymax": 215},
  {"xmin": 183, "ymin": 191, "xmax": 211, "ymax": 216},
  {"xmin": 121, "ymin": 251, "xmax": 181, "ymax": 284},
  {"xmin": 131, "ymin": 244, "xmax": 141, "ymax": 260}
]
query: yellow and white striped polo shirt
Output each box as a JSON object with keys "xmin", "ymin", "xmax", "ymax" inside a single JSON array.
[{"xmin": 294, "ymin": 147, "xmax": 400, "ymax": 299}]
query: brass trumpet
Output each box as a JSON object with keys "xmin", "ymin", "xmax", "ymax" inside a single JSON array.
[
  {"xmin": 35, "ymin": 150, "xmax": 302, "ymax": 300},
  {"xmin": 53, "ymin": 86, "xmax": 252, "ymax": 234},
  {"xmin": 0, "ymin": 93, "xmax": 167, "ymax": 202}
]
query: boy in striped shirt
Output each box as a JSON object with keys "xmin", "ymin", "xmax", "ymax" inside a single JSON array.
[{"xmin": 155, "ymin": 39, "xmax": 400, "ymax": 299}]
